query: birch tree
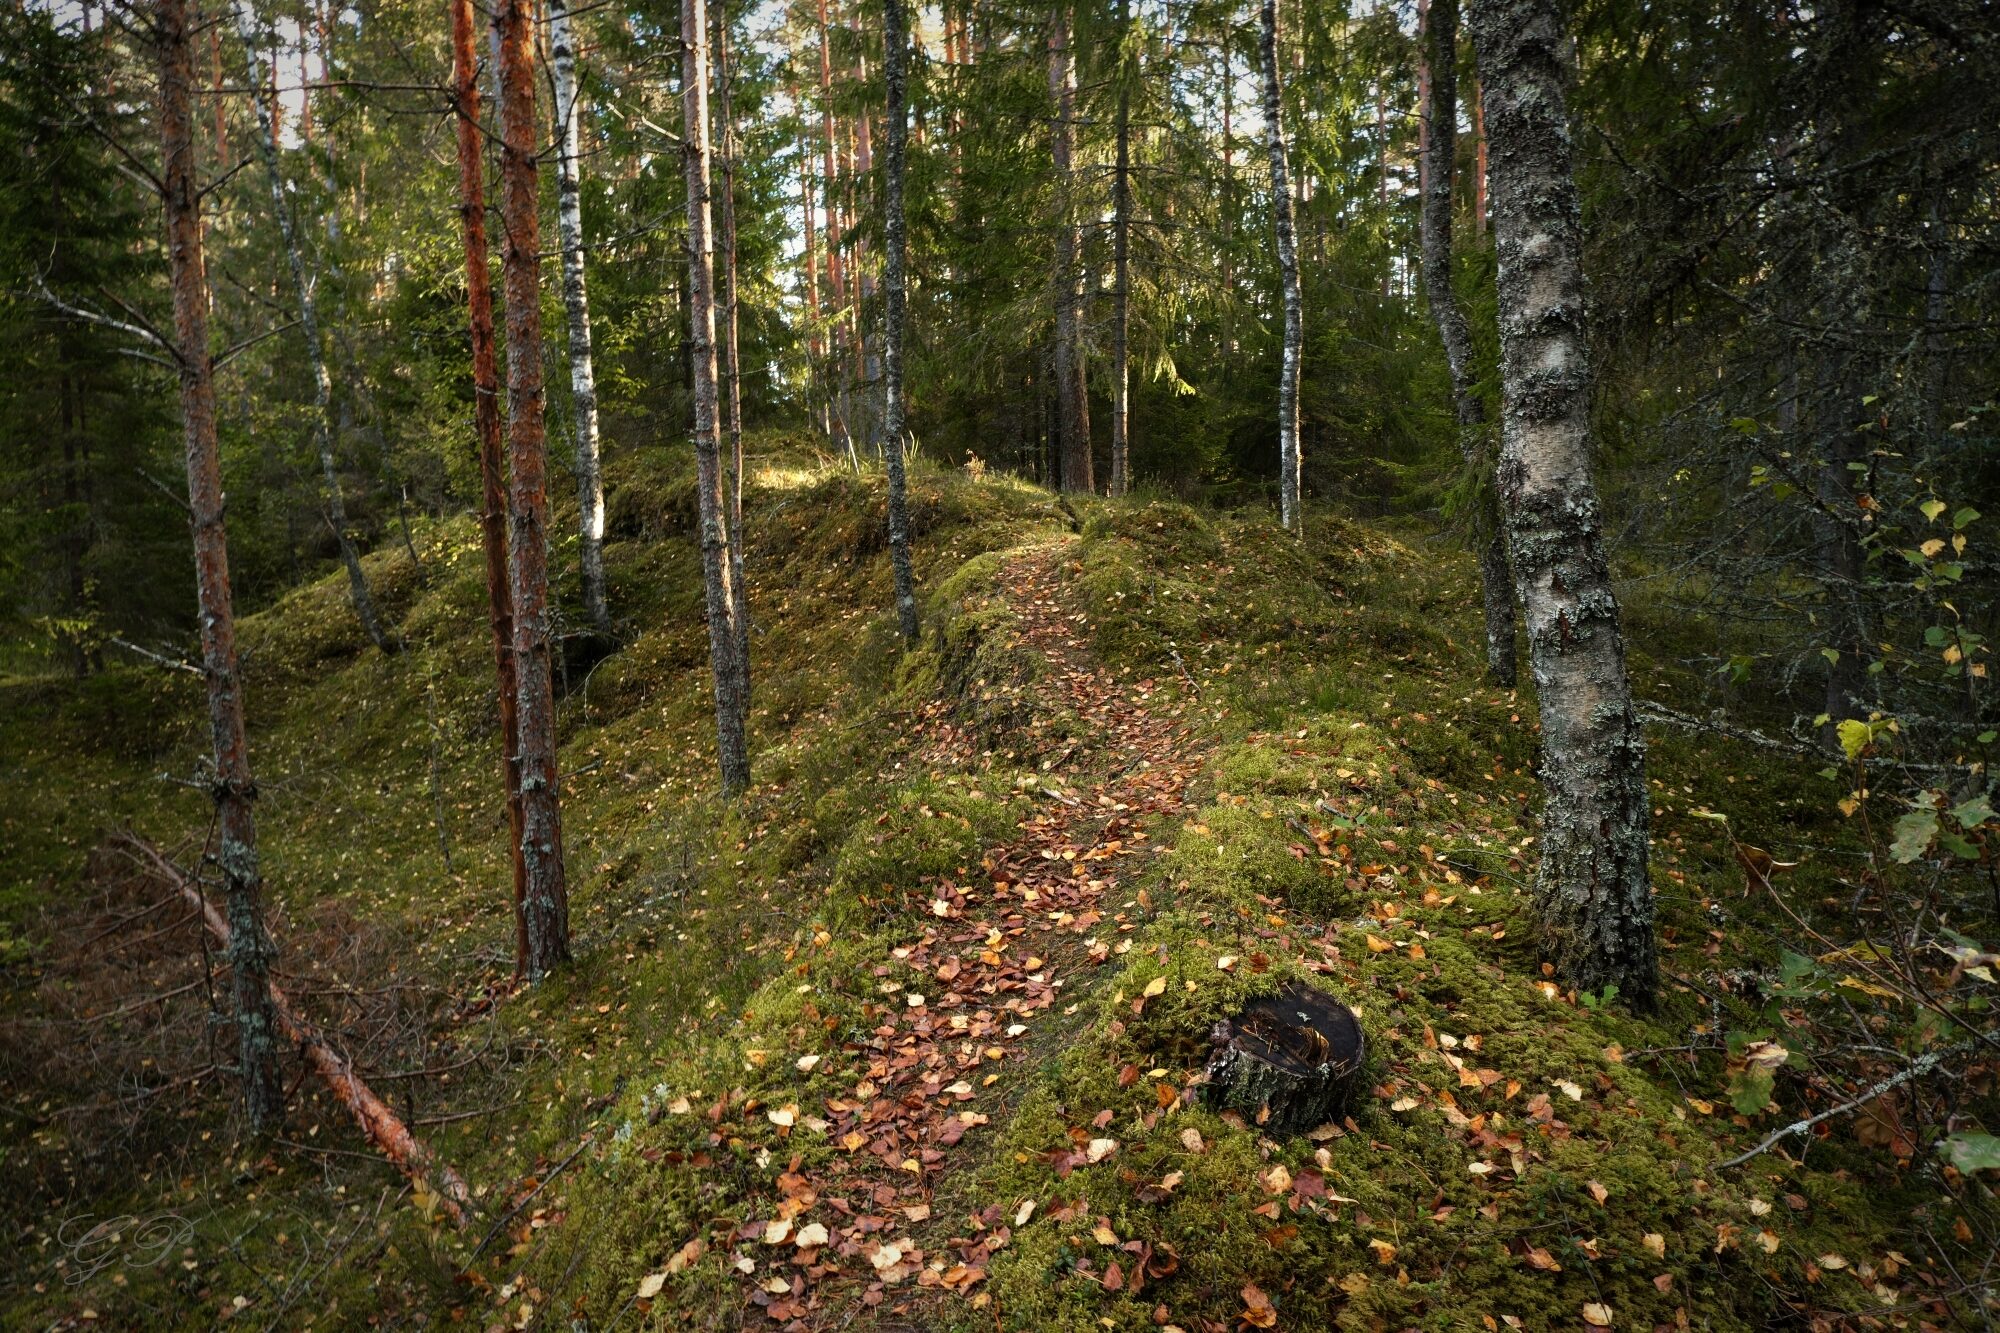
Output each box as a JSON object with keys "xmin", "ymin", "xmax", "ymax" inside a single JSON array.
[
  {"xmin": 1259, "ymin": 0, "xmax": 1302, "ymax": 532},
  {"xmin": 494, "ymin": 0, "xmax": 571, "ymax": 976},
  {"xmin": 1467, "ymin": 0, "xmax": 1655, "ymax": 1005},
  {"xmin": 547, "ymin": 0, "xmax": 611, "ymax": 637},
  {"xmin": 159, "ymin": 0, "xmax": 284, "ymax": 1131},
  {"xmin": 681, "ymin": 0, "xmax": 751, "ymax": 793},
  {"xmin": 1047, "ymin": 4, "xmax": 1091, "ymax": 493},
  {"xmin": 1418, "ymin": 0, "xmax": 1517, "ymax": 685},
  {"xmin": 449, "ymin": 0, "xmax": 529, "ymax": 970},
  {"xmin": 880, "ymin": 0, "xmax": 919, "ymax": 642},
  {"xmin": 233, "ymin": 0, "xmax": 394, "ymax": 654}
]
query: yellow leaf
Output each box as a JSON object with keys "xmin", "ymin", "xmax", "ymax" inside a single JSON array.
[{"xmin": 1582, "ymin": 1302, "xmax": 1613, "ymax": 1327}]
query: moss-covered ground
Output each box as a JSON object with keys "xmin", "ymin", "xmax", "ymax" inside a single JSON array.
[{"xmin": 0, "ymin": 437, "xmax": 1987, "ymax": 1331}]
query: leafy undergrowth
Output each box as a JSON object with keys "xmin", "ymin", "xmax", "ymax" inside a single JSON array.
[{"xmin": 1, "ymin": 449, "xmax": 1990, "ymax": 1331}]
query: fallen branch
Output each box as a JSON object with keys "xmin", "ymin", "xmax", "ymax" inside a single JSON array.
[
  {"xmin": 1717, "ymin": 1044, "xmax": 1970, "ymax": 1170},
  {"xmin": 117, "ymin": 833, "xmax": 475, "ymax": 1226}
]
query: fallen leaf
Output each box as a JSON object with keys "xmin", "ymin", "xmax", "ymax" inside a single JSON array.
[
  {"xmin": 794, "ymin": 1222, "xmax": 829, "ymax": 1248},
  {"xmin": 1582, "ymin": 1302, "xmax": 1613, "ymax": 1327},
  {"xmin": 1143, "ymin": 976, "xmax": 1168, "ymax": 998},
  {"xmin": 636, "ymin": 1273, "xmax": 667, "ymax": 1300},
  {"xmin": 1087, "ymin": 1138, "xmax": 1119, "ymax": 1163}
]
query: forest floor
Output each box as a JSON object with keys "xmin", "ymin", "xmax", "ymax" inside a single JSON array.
[{"xmin": 1, "ymin": 433, "xmax": 1991, "ymax": 1331}]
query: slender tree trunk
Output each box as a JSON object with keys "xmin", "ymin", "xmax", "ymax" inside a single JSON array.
[
  {"xmin": 1419, "ymin": 0, "xmax": 1516, "ymax": 686},
  {"xmin": 1047, "ymin": 4, "xmax": 1092, "ymax": 493},
  {"xmin": 548, "ymin": 0, "xmax": 612, "ymax": 636},
  {"xmin": 681, "ymin": 0, "xmax": 751, "ymax": 794},
  {"xmin": 159, "ymin": 0, "xmax": 284, "ymax": 1135},
  {"xmin": 1260, "ymin": 0, "xmax": 1302, "ymax": 533},
  {"xmin": 714, "ymin": 5, "xmax": 751, "ymax": 686},
  {"xmin": 450, "ymin": 0, "xmax": 529, "ymax": 972},
  {"xmin": 235, "ymin": 1, "xmax": 394, "ymax": 654},
  {"xmin": 494, "ymin": 0, "xmax": 571, "ymax": 977},
  {"xmin": 1109, "ymin": 0, "xmax": 1132, "ymax": 497},
  {"xmin": 1470, "ymin": 71, "xmax": 1487, "ymax": 238},
  {"xmin": 1467, "ymin": 0, "xmax": 1654, "ymax": 1007},
  {"xmin": 814, "ymin": 0, "xmax": 852, "ymax": 465},
  {"xmin": 881, "ymin": 0, "xmax": 920, "ymax": 642}
]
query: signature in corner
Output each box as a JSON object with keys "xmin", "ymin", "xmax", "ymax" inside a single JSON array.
[{"xmin": 55, "ymin": 1211, "xmax": 195, "ymax": 1285}]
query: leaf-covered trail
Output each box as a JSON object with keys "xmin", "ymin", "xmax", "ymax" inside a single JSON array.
[{"xmin": 740, "ymin": 540, "xmax": 1214, "ymax": 1326}]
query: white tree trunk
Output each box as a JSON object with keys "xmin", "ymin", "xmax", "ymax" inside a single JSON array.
[
  {"xmin": 548, "ymin": 0, "xmax": 610, "ymax": 636},
  {"xmin": 1260, "ymin": 0, "xmax": 1302, "ymax": 533},
  {"xmin": 1467, "ymin": 0, "xmax": 1655, "ymax": 1005}
]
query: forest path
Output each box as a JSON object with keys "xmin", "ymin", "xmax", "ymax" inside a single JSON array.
[{"xmin": 741, "ymin": 539, "xmax": 1215, "ymax": 1328}]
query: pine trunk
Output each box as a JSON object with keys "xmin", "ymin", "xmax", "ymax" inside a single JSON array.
[
  {"xmin": 449, "ymin": 0, "xmax": 529, "ymax": 971},
  {"xmin": 159, "ymin": 0, "xmax": 285, "ymax": 1135},
  {"xmin": 681, "ymin": 0, "xmax": 752, "ymax": 794},
  {"xmin": 235, "ymin": 1, "xmax": 394, "ymax": 654},
  {"xmin": 548, "ymin": 0, "xmax": 612, "ymax": 637},
  {"xmin": 881, "ymin": 0, "xmax": 920, "ymax": 642},
  {"xmin": 494, "ymin": 0, "xmax": 572, "ymax": 977},
  {"xmin": 1260, "ymin": 0, "xmax": 1302, "ymax": 533},
  {"xmin": 1418, "ymin": 0, "xmax": 1517, "ymax": 686},
  {"xmin": 1047, "ymin": 5, "xmax": 1092, "ymax": 493},
  {"xmin": 1467, "ymin": 0, "xmax": 1655, "ymax": 1006},
  {"xmin": 1109, "ymin": 0, "xmax": 1132, "ymax": 498}
]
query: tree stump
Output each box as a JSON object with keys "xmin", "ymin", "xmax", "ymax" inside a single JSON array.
[{"xmin": 1203, "ymin": 981, "xmax": 1366, "ymax": 1138}]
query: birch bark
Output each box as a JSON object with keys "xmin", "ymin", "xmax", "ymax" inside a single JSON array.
[
  {"xmin": 548, "ymin": 0, "xmax": 612, "ymax": 636},
  {"xmin": 1259, "ymin": 0, "xmax": 1302, "ymax": 532},
  {"xmin": 1467, "ymin": 0, "xmax": 1655, "ymax": 1004}
]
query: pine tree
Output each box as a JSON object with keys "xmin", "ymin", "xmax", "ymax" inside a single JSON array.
[
  {"xmin": 682, "ymin": 0, "xmax": 751, "ymax": 794},
  {"xmin": 494, "ymin": 0, "xmax": 571, "ymax": 977},
  {"xmin": 1418, "ymin": 0, "xmax": 1516, "ymax": 685},
  {"xmin": 159, "ymin": 0, "xmax": 285, "ymax": 1130}
]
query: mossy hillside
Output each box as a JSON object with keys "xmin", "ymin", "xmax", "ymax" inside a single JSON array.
[
  {"xmin": 2, "ymin": 456, "xmax": 1964, "ymax": 1331},
  {"xmin": 947, "ymin": 533, "xmax": 1924, "ymax": 1332},
  {"xmin": 0, "ymin": 437, "xmax": 1070, "ymax": 1330}
]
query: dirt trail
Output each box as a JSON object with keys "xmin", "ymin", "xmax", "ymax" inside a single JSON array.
[{"xmin": 741, "ymin": 541, "xmax": 1214, "ymax": 1327}]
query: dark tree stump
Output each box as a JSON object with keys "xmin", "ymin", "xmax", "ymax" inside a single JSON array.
[{"xmin": 1203, "ymin": 981, "xmax": 1365, "ymax": 1138}]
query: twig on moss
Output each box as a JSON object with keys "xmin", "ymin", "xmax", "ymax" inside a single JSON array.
[{"xmin": 1718, "ymin": 1044, "xmax": 1970, "ymax": 1169}]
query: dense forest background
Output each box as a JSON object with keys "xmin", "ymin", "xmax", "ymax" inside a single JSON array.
[{"xmin": 3, "ymin": 0, "xmax": 1999, "ymax": 1326}]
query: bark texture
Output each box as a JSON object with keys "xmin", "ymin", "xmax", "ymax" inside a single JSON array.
[
  {"xmin": 548, "ymin": 0, "xmax": 611, "ymax": 637},
  {"xmin": 1467, "ymin": 0, "xmax": 1655, "ymax": 1005},
  {"xmin": 1418, "ymin": 0, "xmax": 1517, "ymax": 686},
  {"xmin": 1047, "ymin": 6, "xmax": 1092, "ymax": 493},
  {"xmin": 714, "ymin": 8, "xmax": 751, "ymax": 680},
  {"xmin": 880, "ymin": 0, "xmax": 920, "ymax": 643},
  {"xmin": 159, "ymin": 0, "xmax": 285, "ymax": 1134},
  {"xmin": 449, "ymin": 0, "xmax": 529, "ymax": 970},
  {"xmin": 234, "ymin": 1, "xmax": 393, "ymax": 654},
  {"xmin": 1259, "ymin": 0, "xmax": 1303, "ymax": 532},
  {"xmin": 494, "ymin": 0, "xmax": 571, "ymax": 977},
  {"xmin": 681, "ymin": 0, "xmax": 752, "ymax": 794},
  {"xmin": 1109, "ymin": 0, "xmax": 1132, "ymax": 497},
  {"xmin": 1204, "ymin": 981, "xmax": 1365, "ymax": 1138}
]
